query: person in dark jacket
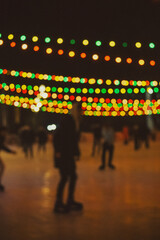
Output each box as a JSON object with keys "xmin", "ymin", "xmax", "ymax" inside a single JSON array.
[
  {"xmin": 53, "ymin": 103, "xmax": 83, "ymax": 213},
  {"xmin": 37, "ymin": 126, "xmax": 48, "ymax": 153},
  {"xmin": 0, "ymin": 127, "xmax": 16, "ymax": 192}
]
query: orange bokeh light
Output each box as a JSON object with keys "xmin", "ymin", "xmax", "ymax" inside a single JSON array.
[
  {"xmin": 150, "ymin": 60, "xmax": 156, "ymax": 66},
  {"xmin": 10, "ymin": 42, "xmax": 16, "ymax": 47},
  {"xmin": 126, "ymin": 58, "xmax": 132, "ymax": 64},
  {"xmin": 33, "ymin": 46, "xmax": 39, "ymax": 51},
  {"xmin": 104, "ymin": 55, "xmax": 110, "ymax": 61},
  {"xmin": 80, "ymin": 53, "xmax": 86, "ymax": 58},
  {"xmin": 58, "ymin": 49, "xmax": 64, "ymax": 55}
]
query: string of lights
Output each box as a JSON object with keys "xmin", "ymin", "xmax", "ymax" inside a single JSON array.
[
  {"xmin": 0, "ymin": 33, "xmax": 157, "ymax": 49},
  {"xmin": 0, "ymin": 81, "xmax": 159, "ymax": 97},
  {"xmin": 1, "ymin": 93, "xmax": 160, "ymax": 116},
  {"xmin": 0, "ymin": 40, "xmax": 156, "ymax": 65},
  {"xmin": 0, "ymin": 68, "xmax": 159, "ymax": 87}
]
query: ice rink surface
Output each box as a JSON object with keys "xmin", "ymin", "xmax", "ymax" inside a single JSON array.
[{"xmin": 0, "ymin": 133, "xmax": 160, "ymax": 240}]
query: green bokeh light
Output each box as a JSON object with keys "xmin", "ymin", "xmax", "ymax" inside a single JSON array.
[
  {"xmin": 45, "ymin": 37, "xmax": 51, "ymax": 43},
  {"xmin": 20, "ymin": 35, "xmax": 26, "ymax": 41},
  {"xmin": 122, "ymin": 42, "xmax": 128, "ymax": 47},
  {"xmin": 149, "ymin": 43, "xmax": 155, "ymax": 49},
  {"xmin": 70, "ymin": 39, "xmax": 76, "ymax": 45},
  {"xmin": 95, "ymin": 41, "xmax": 102, "ymax": 46}
]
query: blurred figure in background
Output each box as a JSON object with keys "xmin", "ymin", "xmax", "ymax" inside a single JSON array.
[
  {"xmin": 19, "ymin": 125, "xmax": 35, "ymax": 158},
  {"xmin": 53, "ymin": 103, "xmax": 83, "ymax": 213},
  {"xmin": 91, "ymin": 123, "xmax": 102, "ymax": 157},
  {"xmin": 122, "ymin": 125, "xmax": 129, "ymax": 145},
  {"xmin": 37, "ymin": 126, "xmax": 48, "ymax": 154},
  {"xmin": 132, "ymin": 124, "xmax": 140, "ymax": 150},
  {"xmin": 0, "ymin": 127, "xmax": 16, "ymax": 192},
  {"xmin": 139, "ymin": 123, "xmax": 150, "ymax": 149},
  {"xmin": 99, "ymin": 123, "xmax": 116, "ymax": 170}
]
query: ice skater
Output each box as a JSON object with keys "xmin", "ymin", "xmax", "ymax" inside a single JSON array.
[
  {"xmin": 0, "ymin": 127, "xmax": 16, "ymax": 192},
  {"xmin": 53, "ymin": 103, "xmax": 83, "ymax": 213},
  {"xmin": 99, "ymin": 123, "xmax": 116, "ymax": 170}
]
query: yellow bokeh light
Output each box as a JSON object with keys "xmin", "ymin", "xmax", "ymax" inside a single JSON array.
[
  {"xmin": 89, "ymin": 78, "xmax": 96, "ymax": 84},
  {"xmin": 106, "ymin": 79, "xmax": 112, "ymax": 85},
  {"xmin": 69, "ymin": 51, "xmax": 75, "ymax": 57},
  {"xmin": 109, "ymin": 41, "xmax": 116, "ymax": 47},
  {"xmin": 32, "ymin": 36, "xmax": 38, "ymax": 42},
  {"xmin": 0, "ymin": 40, "xmax": 4, "ymax": 45},
  {"xmin": 135, "ymin": 42, "xmax": 142, "ymax": 48},
  {"xmin": 138, "ymin": 59, "xmax": 145, "ymax": 65},
  {"xmin": 57, "ymin": 38, "xmax": 63, "ymax": 44},
  {"xmin": 82, "ymin": 39, "xmax": 89, "ymax": 45},
  {"xmin": 46, "ymin": 48, "xmax": 52, "ymax": 54},
  {"xmin": 8, "ymin": 34, "xmax": 14, "ymax": 40},
  {"xmin": 115, "ymin": 57, "xmax": 122, "ymax": 63}
]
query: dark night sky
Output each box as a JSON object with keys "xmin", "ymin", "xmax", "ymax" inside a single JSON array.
[{"xmin": 1, "ymin": 0, "xmax": 160, "ymax": 77}]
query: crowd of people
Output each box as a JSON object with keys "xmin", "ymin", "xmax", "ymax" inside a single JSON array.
[{"xmin": 0, "ymin": 108, "xmax": 158, "ymax": 214}]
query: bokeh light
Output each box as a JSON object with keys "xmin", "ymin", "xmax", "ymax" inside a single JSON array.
[
  {"xmin": 21, "ymin": 44, "xmax": 28, "ymax": 50},
  {"xmin": 80, "ymin": 53, "xmax": 86, "ymax": 58},
  {"xmin": 138, "ymin": 59, "xmax": 145, "ymax": 65},
  {"xmin": 95, "ymin": 40, "xmax": 102, "ymax": 46},
  {"xmin": 20, "ymin": 35, "xmax": 26, "ymax": 41},
  {"xmin": 46, "ymin": 48, "xmax": 53, "ymax": 54},
  {"xmin": 115, "ymin": 57, "xmax": 122, "ymax": 63},
  {"xmin": 10, "ymin": 42, "xmax": 16, "ymax": 47},
  {"xmin": 69, "ymin": 51, "xmax": 75, "ymax": 57},
  {"xmin": 82, "ymin": 39, "xmax": 89, "ymax": 45},
  {"xmin": 58, "ymin": 49, "xmax": 64, "ymax": 55},
  {"xmin": 45, "ymin": 37, "xmax": 51, "ymax": 43},
  {"xmin": 126, "ymin": 58, "xmax": 132, "ymax": 64},
  {"xmin": 150, "ymin": 60, "xmax": 156, "ymax": 66},
  {"xmin": 109, "ymin": 41, "xmax": 116, "ymax": 47},
  {"xmin": 92, "ymin": 54, "xmax": 99, "ymax": 60},
  {"xmin": 149, "ymin": 42, "xmax": 155, "ymax": 48},
  {"xmin": 33, "ymin": 46, "xmax": 39, "ymax": 51},
  {"xmin": 32, "ymin": 36, "xmax": 38, "ymax": 42},
  {"xmin": 8, "ymin": 34, "xmax": 14, "ymax": 40},
  {"xmin": 0, "ymin": 40, "xmax": 4, "ymax": 45},
  {"xmin": 57, "ymin": 38, "xmax": 63, "ymax": 44},
  {"xmin": 135, "ymin": 42, "xmax": 142, "ymax": 48},
  {"xmin": 104, "ymin": 55, "xmax": 110, "ymax": 61},
  {"xmin": 70, "ymin": 39, "xmax": 76, "ymax": 44}
]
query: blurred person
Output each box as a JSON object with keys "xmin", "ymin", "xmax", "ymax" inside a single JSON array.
[
  {"xmin": 91, "ymin": 123, "xmax": 102, "ymax": 157},
  {"xmin": 37, "ymin": 126, "xmax": 48, "ymax": 153},
  {"xmin": 99, "ymin": 123, "xmax": 116, "ymax": 170},
  {"xmin": 132, "ymin": 124, "xmax": 140, "ymax": 150},
  {"xmin": 139, "ymin": 123, "xmax": 150, "ymax": 149},
  {"xmin": 53, "ymin": 103, "xmax": 83, "ymax": 213},
  {"xmin": 122, "ymin": 125, "xmax": 129, "ymax": 145},
  {"xmin": 0, "ymin": 127, "xmax": 16, "ymax": 192},
  {"xmin": 19, "ymin": 125, "xmax": 35, "ymax": 158}
]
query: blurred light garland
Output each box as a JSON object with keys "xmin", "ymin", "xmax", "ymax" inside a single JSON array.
[
  {"xmin": 0, "ymin": 82, "xmax": 159, "ymax": 97},
  {"xmin": 0, "ymin": 68, "xmax": 159, "ymax": 87},
  {"xmin": 0, "ymin": 93, "xmax": 160, "ymax": 116},
  {"xmin": 0, "ymin": 38, "xmax": 158, "ymax": 65},
  {"xmin": 0, "ymin": 33, "xmax": 157, "ymax": 49}
]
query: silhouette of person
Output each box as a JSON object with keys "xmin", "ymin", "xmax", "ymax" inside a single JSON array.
[
  {"xmin": 19, "ymin": 125, "xmax": 35, "ymax": 158},
  {"xmin": 122, "ymin": 125, "xmax": 129, "ymax": 145},
  {"xmin": 53, "ymin": 103, "xmax": 83, "ymax": 213},
  {"xmin": 99, "ymin": 123, "xmax": 116, "ymax": 170},
  {"xmin": 91, "ymin": 123, "xmax": 102, "ymax": 157},
  {"xmin": 139, "ymin": 123, "xmax": 150, "ymax": 149},
  {"xmin": 132, "ymin": 124, "xmax": 140, "ymax": 150},
  {"xmin": 0, "ymin": 127, "xmax": 16, "ymax": 192},
  {"xmin": 37, "ymin": 126, "xmax": 48, "ymax": 153}
]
